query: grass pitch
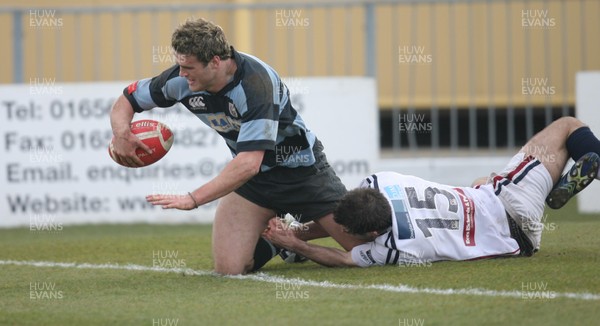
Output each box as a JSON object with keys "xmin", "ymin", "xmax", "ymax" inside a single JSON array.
[{"xmin": 1, "ymin": 199, "xmax": 599, "ymax": 326}]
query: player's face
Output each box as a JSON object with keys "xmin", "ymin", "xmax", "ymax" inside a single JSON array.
[{"xmin": 175, "ymin": 53, "xmax": 218, "ymax": 92}]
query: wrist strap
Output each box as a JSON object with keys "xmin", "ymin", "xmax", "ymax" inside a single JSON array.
[{"xmin": 188, "ymin": 192, "xmax": 199, "ymax": 209}]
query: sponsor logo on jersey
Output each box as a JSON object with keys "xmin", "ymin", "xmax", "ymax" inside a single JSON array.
[
  {"xmin": 206, "ymin": 112, "xmax": 241, "ymax": 133},
  {"xmin": 454, "ymin": 188, "xmax": 476, "ymax": 246},
  {"xmin": 188, "ymin": 96, "xmax": 206, "ymax": 110}
]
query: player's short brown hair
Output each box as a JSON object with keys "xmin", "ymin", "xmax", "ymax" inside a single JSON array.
[
  {"xmin": 171, "ymin": 18, "xmax": 231, "ymax": 65},
  {"xmin": 333, "ymin": 188, "xmax": 392, "ymax": 235}
]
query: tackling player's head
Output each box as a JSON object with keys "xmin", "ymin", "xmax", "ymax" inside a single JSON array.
[
  {"xmin": 171, "ymin": 18, "xmax": 231, "ymax": 65},
  {"xmin": 333, "ymin": 188, "xmax": 392, "ymax": 238}
]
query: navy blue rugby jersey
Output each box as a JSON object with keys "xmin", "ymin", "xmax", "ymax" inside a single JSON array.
[{"xmin": 123, "ymin": 47, "xmax": 317, "ymax": 172}]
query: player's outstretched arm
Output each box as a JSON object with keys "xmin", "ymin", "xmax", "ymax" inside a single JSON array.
[
  {"xmin": 263, "ymin": 218, "xmax": 358, "ymax": 268},
  {"xmin": 295, "ymin": 221, "xmax": 330, "ymax": 241},
  {"xmin": 109, "ymin": 94, "xmax": 152, "ymax": 167},
  {"xmin": 146, "ymin": 150, "xmax": 265, "ymax": 210}
]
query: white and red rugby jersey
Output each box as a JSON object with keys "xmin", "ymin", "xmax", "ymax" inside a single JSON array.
[{"xmin": 350, "ymin": 172, "xmax": 520, "ymax": 267}]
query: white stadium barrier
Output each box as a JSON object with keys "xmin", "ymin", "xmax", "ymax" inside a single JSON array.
[{"xmin": 576, "ymin": 71, "xmax": 600, "ymax": 213}]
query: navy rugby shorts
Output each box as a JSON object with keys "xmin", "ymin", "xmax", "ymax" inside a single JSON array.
[{"xmin": 235, "ymin": 140, "xmax": 347, "ymax": 222}]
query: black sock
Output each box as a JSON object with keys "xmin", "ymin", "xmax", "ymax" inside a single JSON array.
[
  {"xmin": 250, "ymin": 237, "xmax": 280, "ymax": 272},
  {"xmin": 566, "ymin": 126, "xmax": 600, "ymax": 161}
]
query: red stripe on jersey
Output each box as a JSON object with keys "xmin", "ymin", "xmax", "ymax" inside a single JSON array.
[
  {"xmin": 454, "ymin": 188, "xmax": 476, "ymax": 247},
  {"xmin": 506, "ymin": 155, "xmax": 534, "ymax": 180},
  {"xmin": 127, "ymin": 81, "xmax": 139, "ymax": 95},
  {"xmin": 492, "ymin": 175, "xmax": 504, "ymax": 190},
  {"xmin": 493, "ymin": 155, "xmax": 535, "ymax": 192}
]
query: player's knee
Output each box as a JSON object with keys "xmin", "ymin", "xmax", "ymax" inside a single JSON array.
[
  {"xmin": 213, "ymin": 258, "xmax": 253, "ymax": 275},
  {"xmin": 556, "ymin": 116, "xmax": 585, "ymax": 131},
  {"xmin": 213, "ymin": 263, "xmax": 245, "ymax": 275}
]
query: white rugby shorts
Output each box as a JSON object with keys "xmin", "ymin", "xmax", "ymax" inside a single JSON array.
[{"xmin": 489, "ymin": 152, "xmax": 553, "ymax": 250}]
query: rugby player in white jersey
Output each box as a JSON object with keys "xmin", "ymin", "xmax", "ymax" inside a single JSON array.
[{"xmin": 264, "ymin": 117, "xmax": 600, "ymax": 267}]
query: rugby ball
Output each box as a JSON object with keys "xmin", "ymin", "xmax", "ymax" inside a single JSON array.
[{"xmin": 109, "ymin": 119, "xmax": 174, "ymax": 167}]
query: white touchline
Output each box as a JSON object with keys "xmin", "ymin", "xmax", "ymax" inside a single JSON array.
[{"xmin": 2, "ymin": 259, "xmax": 599, "ymax": 301}]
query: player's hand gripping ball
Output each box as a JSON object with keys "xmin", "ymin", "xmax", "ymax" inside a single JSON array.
[{"xmin": 109, "ymin": 119, "xmax": 174, "ymax": 167}]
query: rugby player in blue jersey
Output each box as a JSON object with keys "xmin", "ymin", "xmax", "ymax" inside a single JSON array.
[{"xmin": 109, "ymin": 18, "xmax": 363, "ymax": 274}]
